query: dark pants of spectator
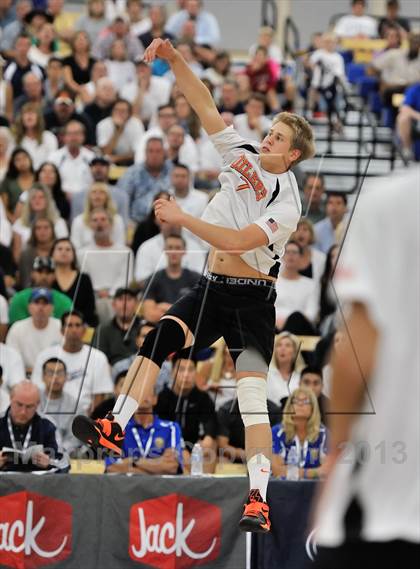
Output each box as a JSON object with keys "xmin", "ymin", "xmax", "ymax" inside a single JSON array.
[{"xmin": 280, "ymin": 311, "xmax": 318, "ymax": 336}]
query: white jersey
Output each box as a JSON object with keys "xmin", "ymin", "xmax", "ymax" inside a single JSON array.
[
  {"xmin": 202, "ymin": 126, "xmax": 302, "ymax": 277},
  {"xmin": 316, "ymin": 168, "xmax": 420, "ymax": 545}
]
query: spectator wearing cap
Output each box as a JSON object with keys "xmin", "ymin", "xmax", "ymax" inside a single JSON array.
[
  {"xmin": 97, "ymin": 98, "xmax": 144, "ymax": 166},
  {"xmin": 31, "ymin": 310, "xmax": 113, "ymax": 415},
  {"xmin": 96, "ymin": 287, "xmax": 141, "ymax": 366},
  {"xmin": 9, "ymin": 256, "xmax": 72, "ymax": 324},
  {"xmin": 0, "ymin": 0, "xmax": 32, "ymax": 60},
  {"xmin": 120, "ymin": 60, "xmax": 171, "ymax": 126},
  {"xmin": 92, "ymin": 15, "xmax": 144, "ymax": 61},
  {"xmin": 165, "ymin": 0, "xmax": 221, "ymax": 47},
  {"xmin": 0, "ymin": 381, "xmax": 68, "ymax": 473},
  {"xmin": 84, "ymin": 77, "xmax": 117, "ymax": 127},
  {"xmin": 74, "ymin": 0, "xmax": 110, "ymax": 45},
  {"xmin": 43, "ymin": 88, "xmax": 95, "ymax": 146},
  {"xmin": 49, "ymin": 120, "xmax": 95, "ymax": 195},
  {"xmin": 3, "ymin": 34, "xmax": 44, "ymax": 100},
  {"xmin": 6, "ymin": 288, "xmax": 62, "ymax": 373},
  {"xmin": 118, "ymin": 137, "xmax": 172, "ymax": 223}
]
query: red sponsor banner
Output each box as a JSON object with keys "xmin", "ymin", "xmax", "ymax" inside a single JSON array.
[
  {"xmin": 129, "ymin": 493, "xmax": 221, "ymax": 569},
  {"xmin": 0, "ymin": 491, "xmax": 72, "ymax": 569}
]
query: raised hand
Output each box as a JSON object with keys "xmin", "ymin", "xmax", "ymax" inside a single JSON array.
[{"xmin": 143, "ymin": 38, "xmax": 177, "ymax": 64}]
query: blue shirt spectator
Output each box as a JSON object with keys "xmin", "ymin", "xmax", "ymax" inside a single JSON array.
[
  {"xmin": 117, "ymin": 138, "xmax": 172, "ymax": 222},
  {"xmin": 272, "ymin": 423, "xmax": 328, "ymax": 470},
  {"xmin": 314, "ymin": 193, "xmax": 348, "ymax": 254},
  {"xmin": 165, "ymin": 0, "xmax": 221, "ymax": 47}
]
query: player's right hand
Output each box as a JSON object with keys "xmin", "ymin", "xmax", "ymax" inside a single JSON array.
[{"xmin": 143, "ymin": 38, "xmax": 177, "ymax": 64}]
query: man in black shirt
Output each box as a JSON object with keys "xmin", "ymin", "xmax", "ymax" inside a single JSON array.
[
  {"xmin": 155, "ymin": 356, "xmax": 217, "ymax": 473},
  {"xmin": 143, "ymin": 234, "xmax": 201, "ymax": 323}
]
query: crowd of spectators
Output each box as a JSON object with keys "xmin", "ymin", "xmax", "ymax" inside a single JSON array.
[{"xmin": 0, "ymin": 0, "xmax": 417, "ymax": 475}]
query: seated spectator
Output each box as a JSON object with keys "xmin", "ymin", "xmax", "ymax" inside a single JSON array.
[
  {"xmin": 0, "ymin": 293, "xmax": 8, "ymax": 342},
  {"xmin": 35, "ymin": 161, "xmax": 70, "ymax": 221},
  {"xmin": 3, "ymin": 34, "xmax": 44, "ymax": 100},
  {"xmin": 14, "ymin": 103, "xmax": 58, "ymax": 170},
  {"xmin": 139, "ymin": 4, "xmax": 174, "ymax": 50},
  {"xmin": 0, "ymin": 147, "xmax": 35, "ymax": 223},
  {"xmin": 233, "ymin": 93, "xmax": 272, "ymax": 142},
  {"xmin": 44, "ymin": 89, "xmax": 95, "ymax": 146},
  {"xmin": 126, "ymin": 0, "xmax": 151, "ymax": 36},
  {"xmin": 10, "ymin": 256, "xmax": 72, "ymax": 324},
  {"xmin": 272, "ymin": 387, "xmax": 328, "ymax": 479},
  {"xmin": 249, "ymin": 26, "xmax": 283, "ymax": 67},
  {"xmin": 105, "ymin": 39, "xmax": 137, "ymax": 90},
  {"xmin": 71, "ymin": 155, "xmax": 129, "ymax": 224},
  {"xmin": 334, "ymin": 0, "xmax": 377, "ymax": 39},
  {"xmin": 314, "ymin": 192, "xmax": 348, "ymax": 254},
  {"xmin": 274, "ymin": 241, "xmax": 319, "ymax": 332},
  {"xmin": 91, "ymin": 368, "xmax": 126, "ymax": 419},
  {"xmin": 49, "ymin": 120, "xmax": 95, "ymax": 195},
  {"xmin": 0, "ymin": 127, "xmax": 14, "ymax": 183},
  {"xmin": 266, "ymin": 332, "xmax": 302, "ymax": 405},
  {"xmin": 217, "ymin": 79, "xmax": 245, "ymax": 115},
  {"xmin": 0, "ymin": 341, "xmax": 25, "ymax": 392},
  {"xmin": 119, "ymin": 137, "xmax": 172, "ymax": 223},
  {"xmin": 0, "ymin": 240, "xmax": 17, "ymax": 292},
  {"xmin": 77, "ymin": 208, "xmax": 134, "ymax": 322},
  {"xmin": 6, "ymin": 288, "xmax": 62, "ymax": 373},
  {"xmin": 39, "ymin": 357, "xmax": 80, "ymax": 453},
  {"xmin": 370, "ymin": 32, "xmax": 420, "ymax": 122},
  {"xmin": 105, "ymin": 390, "xmax": 183, "ymax": 475},
  {"xmin": 97, "ymin": 98, "xmax": 144, "ymax": 166},
  {"xmin": 292, "ymin": 218, "xmax": 326, "ymax": 287},
  {"xmin": 396, "ymin": 81, "xmax": 420, "ymax": 161},
  {"xmin": 134, "ymin": 218, "xmax": 206, "ymax": 284},
  {"xmin": 79, "ymin": 59, "xmax": 108, "ymax": 106},
  {"xmin": 92, "ymin": 15, "xmax": 144, "ymax": 61},
  {"xmin": 156, "ymin": 355, "xmax": 218, "ymax": 473},
  {"xmin": 47, "ymin": 0, "xmax": 77, "ymax": 49},
  {"xmin": 83, "ymin": 77, "xmax": 117, "ymax": 126},
  {"xmin": 142, "ymin": 234, "xmax": 201, "ymax": 323},
  {"xmin": 63, "ymin": 31, "xmax": 96, "ymax": 98},
  {"xmin": 173, "ymin": 93, "xmax": 202, "ymax": 141},
  {"xmin": 300, "ymin": 172, "xmax": 326, "ymax": 224},
  {"xmin": 31, "ymin": 310, "xmax": 113, "ymax": 415},
  {"xmin": 97, "ymin": 287, "xmax": 141, "ymax": 366},
  {"xmin": 197, "ymin": 342, "xmax": 237, "ymax": 410},
  {"xmin": 75, "ymin": 0, "xmax": 110, "ymax": 44},
  {"xmin": 43, "ymin": 57, "xmax": 66, "ymax": 108},
  {"xmin": 120, "ymin": 60, "xmax": 171, "ymax": 127},
  {"xmin": 165, "ymin": 0, "xmax": 221, "ymax": 47},
  {"xmin": 0, "ymin": 0, "xmax": 32, "ymax": 61},
  {"xmin": 71, "ymin": 182, "xmax": 125, "ymax": 249},
  {"xmin": 0, "ymin": 59, "xmax": 13, "ymax": 125},
  {"xmin": 202, "ymin": 50, "xmax": 234, "ymax": 103},
  {"xmin": 17, "ymin": 218, "xmax": 56, "ymax": 289},
  {"xmin": 245, "ymin": 46, "xmax": 280, "ymax": 113},
  {"xmin": 0, "ymin": 365, "xmax": 11, "ymax": 414},
  {"xmin": 12, "ymin": 184, "xmax": 68, "ymax": 261},
  {"xmin": 0, "ymin": 381, "xmax": 67, "ymax": 472},
  {"xmin": 28, "ymin": 22, "xmax": 58, "ymax": 68},
  {"xmin": 378, "ymin": 0, "xmax": 410, "ymax": 39},
  {"xmin": 131, "ymin": 191, "xmax": 169, "ymax": 255},
  {"xmin": 111, "ymin": 320, "xmax": 172, "ymax": 393},
  {"xmin": 318, "ymin": 244, "xmax": 339, "ymax": 336},
  {"xmin": 170, "ymin": 163, "xmax": 207, "ymax": 218},
  {"xmin": 165, "ymin": 43, "xmax": 204, "ymax": 83},
  {"xmin": 13, "ymin": 71, "xmax": 45, "ymax": 117},
  {"xmin": 50, "ymin": 238, "xmax": 98, "ymax": 328},
  {"xmin": 166, "ymin": 124, "xmax": 199, "ymax": 173},
  {"xmin": 217, "ymin": 398, "xmax": 281, "ymax": 464}
]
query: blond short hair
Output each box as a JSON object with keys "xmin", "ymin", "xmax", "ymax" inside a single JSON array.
[{"xmin": 272, "ymin": 112, "xmax": 316, "ymax": 165}]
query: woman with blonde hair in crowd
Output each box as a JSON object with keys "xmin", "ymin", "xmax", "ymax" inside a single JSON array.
[
  {"xmin": 266, "ymin": 332, "xmax": 304, "ymax": 405},
  {"xmin": 272, "ymin": 387, "xmax": 328, "ymax": 479},
  {"xmin": 292, "ymin": 217, "xmax": 326, "ymax": 287},
  {"xmin": 14, "ymin": 103, "xmax": 58, "ymax": 170},
  {"xmin": 70, "ymin": 182, "xmax": 125, "ymax": 250},
  {"xmin": 12, "ymin": 183, "xmax": 68, "ymax": 261}
]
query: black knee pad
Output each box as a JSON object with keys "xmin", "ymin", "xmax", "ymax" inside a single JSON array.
[{"xmin": 138, "ymin": 318, "xmax": 186, "ymax": 368}]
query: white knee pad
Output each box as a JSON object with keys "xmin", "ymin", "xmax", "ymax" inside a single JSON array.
[{"xmin": 237, "ymin": 377, "xmax": 269, "ymax": 428}]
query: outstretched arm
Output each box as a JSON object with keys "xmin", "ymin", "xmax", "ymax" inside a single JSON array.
[{"xmin": 144, "ymin": 38, "xmax": 226, "ymax": 135}]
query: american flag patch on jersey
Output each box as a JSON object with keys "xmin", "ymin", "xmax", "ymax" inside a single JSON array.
[{"xmin": 266, "ymin": 218, "xmax": 278, "ymax": 233}]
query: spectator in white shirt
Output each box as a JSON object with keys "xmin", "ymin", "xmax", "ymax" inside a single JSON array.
[
  {"xmin": 275, "ymin": 241, "xmax": 319, "ymax": 333},
  {"xmin": 233, "ymin": 93, "xmax": 272, "ymax": 142},
  {"xmin": 334, "ymin": 0, "xmax": 377, "ymax": 39},
  {"xmin": 97, "ymin": 98, "xmax": 144, "ymax": 166},
  {"xmin": 170, "ymin": 163, "xmax": 207, "ymax": 218},
  {"xmin": 71, "ymin": 182, "xmax": 125, "ymax": 250},
  {"xmin": 32, "ymin": 310, "xmax": 113, "ymax": 415},
  {"xmin": 0, "ymin": 365, "xmax": 11, "ymax": 414},
  {"xmin": 6, "ymin": 288, "xmax": 62, "ymax": 373},
  {"xmin": 14, "ymin": 103, "xmax": 58, "ymax": 170},
  {"xmin": 120, "ymin": 60, "xmax": 171, "ymax": 126},
  {"xmin": 126, "ymin": 0, "xmax": 151, "ymax": 37},
  {"xmin": 105, "ymin": 38, "xmax": 137, "ymax": 91},
  {"xmin": 0, "ymin": 342, "xmax": 26, "ymax": 391},
  {"xmin": 266, "ymin": 332, "xmax": 303, "ymax": 405},
  {"xmin": 49, "ymin": 121, "xmax": 95, "ymax": 195},
  {"xmin": 166, "ymin": 124, "xmax": 199, "ymax": 173}
]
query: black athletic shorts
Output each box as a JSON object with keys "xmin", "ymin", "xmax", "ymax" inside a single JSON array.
[{"xmin": 165, "ymin": 272, "xmax": 277, "ymax": 368}]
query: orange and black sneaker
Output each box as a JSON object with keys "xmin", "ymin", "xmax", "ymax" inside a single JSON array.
[
  {"xmin": 239, "ymin": 489, "xmax": 271, "ymax": 533},
  {"xmin": 72, "ymin": 413, "xmax": 125, "ymax": 455}
]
